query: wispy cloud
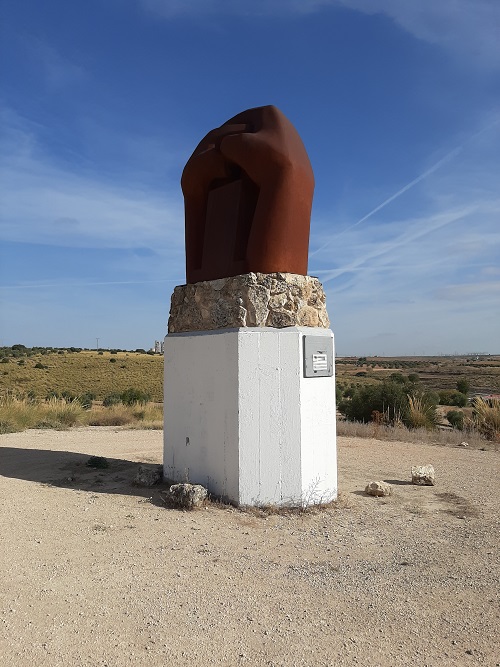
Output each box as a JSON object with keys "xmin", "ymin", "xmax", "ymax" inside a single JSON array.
[
  {"xmin": 313, "ymin": 205, "xmax": 479, "ymax": 286},
  {"xmin": 0, "ymin": 110, "xmax": 184, "ymax": 255},
  {"xmin": 310, "ymin": 116, "xmax": 500, "ymax": 261},
  {"xmin": 435, "ymin": 281, "xmax": 500, "ymax": 301},
  {"xmin": 0, "ymin": 109, "xmax": 187, "ymax": 290},
  {"xmin": 337, "ymin": 0, "xmax": 500, "ymax": 68},
  {"xmin": 139, "ymin": 0, "xmax": 500, "ymax": 68},
  {"xmin": 13, "ymin": 34, "xmax": 87, "ymax": 90}
]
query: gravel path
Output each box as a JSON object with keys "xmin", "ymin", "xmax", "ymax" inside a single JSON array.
[{"xmin": 1, "ymin": 428, "xmax": 499, "ymax": 666}]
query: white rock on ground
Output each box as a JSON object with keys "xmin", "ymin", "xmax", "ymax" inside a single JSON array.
[
  {"xmin": 411, "ymin": 464, "xmax": 435, "ymax": 486},
  {"xmin": 365, "ymin": 480, "xmax": 392, "ymax": 497},
  {"xmin": 161, "ymin": 483, "xmax": 208, "ymax": 509}
]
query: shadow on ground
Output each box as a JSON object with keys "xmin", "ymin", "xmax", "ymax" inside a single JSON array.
[
  {"xmin": 0, "ymin": 447, "xmax": 169, "ymax": 501},
  {"xmin": 383, "ymin": 479, "xmax": 413, "ymax": 486}
]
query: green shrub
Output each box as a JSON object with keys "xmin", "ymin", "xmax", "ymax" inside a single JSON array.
[
  {"xmin": 338, "ymin": 381, "xmax": 408, "ymax": 424},
  {"xmin": 338, "ymin": 380, "xmax": 438, "ymax": 429},
  {"xmin": 447, "ymin": 410, "xmax": 465, "ymax": 430},
  {"xmin": 34, "ymin": 362, "xmax": 47, "ymax": 369},
  {"xmin": 78, "ymin": 392, "xmax": 95, "ymax": 410},
  {"xmin": 109, "ymin": 358, "xmax": 117, "ymax": 363},
  {"xmin": 438, "ymin": 390, "xmax": 467, "ymax": 407},
  {"xmin": 388, "ymin": 372, "xmax": 406, "ymax": 384},
  {"xmin": 120, "ymin": 387, "xmax": 150, "ymax": 405},
  {"xmin": 456, "ymin": 378, "xmax": 470, "ymax": 395},
  {"xmin": 103, "ymin": 393, "xmax": 122, "ymax": 407}
]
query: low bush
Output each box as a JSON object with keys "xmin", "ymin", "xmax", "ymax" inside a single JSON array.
[
  {"xmin": 338, "ymin": 380, "xmax": 438, "ymax": 429},
  {"xmin": 120, "ymin": 388, "xmax": 150, "ymax": 405},
  {"xmin": 103, "ymin": 393, "xmax": 122, "ymax": 407},
  {"xmin": 447, "ymin": 410, "xmax": 465, "ymax": 430},
  {"xmin": 438, "ymin": 390, "xmax": 467, "ymax": 407},
  {"xmin": 456, "ymin": 378, "xmax": 470, "ymax": 395},
  {"xmin": 78, "ymin": 392, "xmax": 95, "ymax": 409}
]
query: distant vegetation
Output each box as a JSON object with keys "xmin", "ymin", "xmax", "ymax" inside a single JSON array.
[
  {"xmin": 1, "ymin": 346, "xmax": 499, "ymax": 443},
  {"xmin": 336, "ymin": 356, "xmax": 500, "ymax": 443},
  {"xmin": 0, "ymin": 345, "xmax": 163, "ymax": 402}
]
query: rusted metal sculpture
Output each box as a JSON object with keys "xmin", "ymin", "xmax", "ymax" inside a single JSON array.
[{"xmin": 182, "ymin": 105, "xmax": 315, "ymax": 283}]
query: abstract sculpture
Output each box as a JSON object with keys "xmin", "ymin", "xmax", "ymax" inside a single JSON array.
[{"xmin": 181, "ymin": 105, "xmax": 315, "ymax": 284}]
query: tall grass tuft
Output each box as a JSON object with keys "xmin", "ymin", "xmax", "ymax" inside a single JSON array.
[
  {"xmin": 406, "ymin": 393, "xmax": 438, "ymax": 430},
  {"xmin": 473, "ymin": 397, "xmax": 500, "ymax": 442}
]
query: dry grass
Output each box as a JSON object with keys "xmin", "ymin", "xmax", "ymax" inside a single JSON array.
[
  {"xmin": 406, "ymin": 393, "xmax": 438, "ymax": 429},
  {"xmin": 221, "ymin": 492, "xmax": 352, "ymax": 518},
  {"xmin": 336, "ymin": 418, "xmax": 496, "ymax": 449},
  {"xmin": 87, "ymin": 402, "xmax": 163, "ymax": 429},
  {"xmin": 0, "ymin": 395, "xmax": 164, "ymax": 433},
  {"xmin": 0, "ymin": 396, "xmax": 87, "ymax": 433}
]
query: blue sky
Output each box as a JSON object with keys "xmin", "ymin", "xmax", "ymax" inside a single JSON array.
[{"xmin": 1, "ymin": 0, "xmax": 499, "ymax": 355}]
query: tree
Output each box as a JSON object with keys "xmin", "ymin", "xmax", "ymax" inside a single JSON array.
[{"xmin": 456, "ymin": 378, "xmax": 470, "ymax": 395}]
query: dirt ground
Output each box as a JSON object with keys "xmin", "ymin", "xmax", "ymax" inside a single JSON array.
[{"xmin": 1, "ymin": 427, "xmax": 499, "ymax": 667}]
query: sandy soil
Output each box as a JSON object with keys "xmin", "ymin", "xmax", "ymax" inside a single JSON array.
[{"xmin": 1, "ymin": 428, "xmax": 499, "ymax": 667}]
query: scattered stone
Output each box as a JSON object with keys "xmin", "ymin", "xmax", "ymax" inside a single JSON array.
[
  {"xmin": 168, "ymin": 272, "xmax": 330, "ymax": 333},
  {"xmin": 411, "ymin": 465, "xmax": 435, "ymax": 486},
  {"xmin": 86, "ymin": 456, "xmax": 109, "ymax": 469},
  {"xmin": 134, "ymin": 464, "xmax": 163, "ymax": 487},
  {"xmin": 459, "ymin": 441, "xmax": 469, "ymax": 447},
  {"xmin": 161, "ymin": 483, "xmax": 208, "ymax": 509},
  {"xmin": 365, "ymin": 481, "xmax": 392, "ymax": 497}
]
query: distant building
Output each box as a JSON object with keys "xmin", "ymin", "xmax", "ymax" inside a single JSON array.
[{"xmin": 154, "ymin": 340, "xmax": 164, "ymax": 354}]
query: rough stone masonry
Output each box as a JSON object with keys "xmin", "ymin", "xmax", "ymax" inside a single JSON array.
[{"xmin": 168, "ymin": 271, "xmax": 330, "ymax": 334}]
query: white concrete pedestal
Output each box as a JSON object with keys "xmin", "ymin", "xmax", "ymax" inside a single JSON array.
[{"xmin": 163, "ymin": 327, "xmax": 337, "ymax": 507}]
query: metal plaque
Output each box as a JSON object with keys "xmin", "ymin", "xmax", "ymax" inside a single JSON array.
[{"xmin": 303, "ymin": 335, "xmax": 333, "ymax": 378}]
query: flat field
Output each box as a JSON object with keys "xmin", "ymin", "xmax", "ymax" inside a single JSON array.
[
  {"xmin": 0, "ymin": 351, "xmax": 164, "ymax": 402},
  {"xmin": 336, "ymin": 354, "xmax": 500, "ymax": 395},
  {"xmin": 2, "ymin": 351, "xmax": 499, "ymax": 405},
  {"xmin": 1, "ymin": 428, "xmax": 498, "ymax": 666}
]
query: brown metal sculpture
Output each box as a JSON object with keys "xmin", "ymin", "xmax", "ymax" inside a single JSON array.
[{"xmin": 181, "ymin": 105, "xmax": 315, "ymax": 284}]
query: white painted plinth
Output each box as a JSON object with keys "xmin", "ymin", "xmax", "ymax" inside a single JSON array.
[{"xmin": 163, "ymin": 327, "xmax": 337, "ymax": 507}]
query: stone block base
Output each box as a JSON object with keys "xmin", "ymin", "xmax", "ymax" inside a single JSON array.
[
  {"xmin": 168, "ymin": 272, "xmax": 329, "ymax": 333},
  {"xmin": 163, "ymin": 327, "xmax": 337, "ymax": 507}
]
